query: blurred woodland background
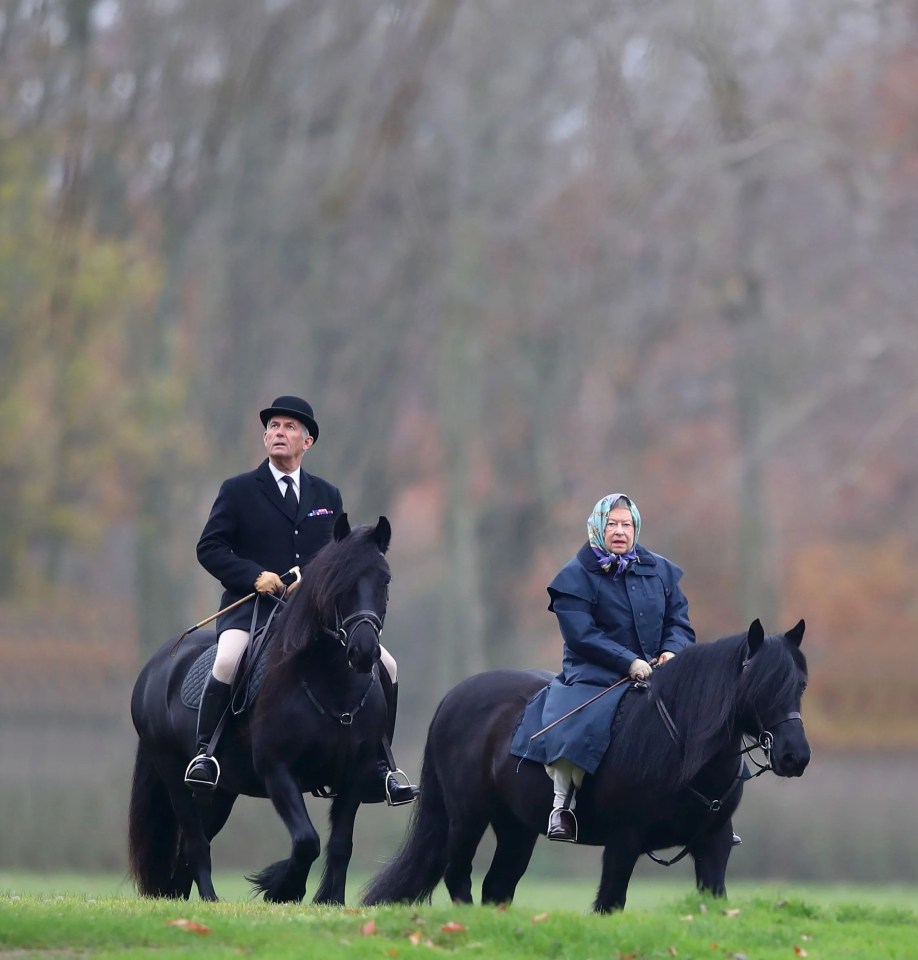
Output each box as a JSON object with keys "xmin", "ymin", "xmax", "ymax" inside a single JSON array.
[{"xmin": 1, "ymin": 0, "xmax": 917, "ymax": 884}]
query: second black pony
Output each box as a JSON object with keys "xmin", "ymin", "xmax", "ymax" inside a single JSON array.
[
  {"xmin": 129, "ymin": 514, "xmax": 392, "ymax": 904},
  {"xmin": 364, "ymin": 619, "xmax": 810, "ymax": 912}
]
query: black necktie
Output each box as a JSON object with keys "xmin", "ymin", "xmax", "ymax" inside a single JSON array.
[{"xmin": 281, "ymin": 475, "xmax": 297, "ymax": 518}]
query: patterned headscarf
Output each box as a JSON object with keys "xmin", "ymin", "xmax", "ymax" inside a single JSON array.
[{"xmin": 587, "ymin": 493, "xmax": 641, "ymax": 579}]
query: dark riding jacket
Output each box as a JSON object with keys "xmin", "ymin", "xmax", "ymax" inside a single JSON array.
[
  {"xmin": 510, "ymin": 541, "xmax": 694, "ymax": 774},
  {"xmin": 197, "ymin": 458, "xmax": 343, "ymax": 633}
]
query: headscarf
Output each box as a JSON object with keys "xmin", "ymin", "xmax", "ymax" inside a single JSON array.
[{"xmin": 587, "ymin": 493, "xmax": 641, "ymax": 579}]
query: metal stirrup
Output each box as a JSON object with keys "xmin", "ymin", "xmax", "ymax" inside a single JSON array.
[{"xmin": 184, "ymin": 753, "xmax": 221, "ymax": 790}]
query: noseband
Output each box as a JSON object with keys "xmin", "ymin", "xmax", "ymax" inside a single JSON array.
[{"xmin": 325, "ymin": 608, "xmax": 384, "ymax": 648}]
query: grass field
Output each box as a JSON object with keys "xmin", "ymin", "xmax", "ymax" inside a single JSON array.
[
  {"xmin": 3, "ymin": 870, "xmax": 918, "ymax": 912},
  {"xmin": 2, "ymin": 875, "xmax": 917, "ymax": 960}
]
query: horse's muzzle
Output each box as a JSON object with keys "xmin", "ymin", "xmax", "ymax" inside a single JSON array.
[{"xmin": 773, "ymin": 743, "xmax": 811, "ymax": 777}]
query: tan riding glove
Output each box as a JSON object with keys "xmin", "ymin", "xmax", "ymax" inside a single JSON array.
[
  {"xmin": 254, "ymin": 571, "xmax": 285, "ymax": 595},
  {"xmin": 657, "ymin": 651, "xmax": 676, "ymax": 665},
  {"xmin": 628, "ymin": 658, "xmax": 653, "ymax": 680}
]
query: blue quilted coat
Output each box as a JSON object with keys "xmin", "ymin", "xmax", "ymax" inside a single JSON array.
[{"xmin": 510, "ymin": 541, "xmax": 695, "ymax": 774}]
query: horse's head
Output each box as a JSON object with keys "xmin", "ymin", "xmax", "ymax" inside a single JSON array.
[
  {"xmin": 328, "ymin": 513, "xmax": 391, "ymax": 674},
  {"xmin": 739, "ymin": 618, "xmax": 811, "ymax": 777}
]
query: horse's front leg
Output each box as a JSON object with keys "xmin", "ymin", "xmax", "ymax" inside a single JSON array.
[
  {"xmin": 312, "ymin": 790, "xmax": 363, "ymax": 905},
  {"xmin": 248, "ymin": 765, "xmax": 320, "ymax": 904},
  {"xmin": 691, "ymin": 818, "xmax": 734, "ymax": 898},
  {"xmin": 594, "ymin": 834, "xmax": 642, "ymax": 913}
]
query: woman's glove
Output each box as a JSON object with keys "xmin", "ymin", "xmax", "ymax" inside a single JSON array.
[
  {"xmin": 628, "ymin": 658, "xmax": 653, "ymax": 680},
  {"xmin": 657, "ymin": 651, "xmax": 676, "ymax": 665},
  {"xmin": 254, "ymin": 571, "xmax": 285, "ymax": 595}
]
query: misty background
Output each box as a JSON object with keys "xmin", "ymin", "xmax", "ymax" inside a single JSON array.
[{"xmin": 1, "ymin": 0, "xmax": 916, "ymax": 888}]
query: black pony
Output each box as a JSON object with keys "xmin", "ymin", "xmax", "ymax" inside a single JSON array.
[
  {"xmin": 364, "ymin": 619, "xmax": 810, "ymax": 913},
  {"xmin": 129, "ymin": 514, "xmax": 391, "ymax": 904}
]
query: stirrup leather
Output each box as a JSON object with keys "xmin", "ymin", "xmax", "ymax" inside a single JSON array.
[
  {"xmin": 184, "ymin": 752, "xmax": 221, "ymax": 791},
  {"xmin": 384, "ymin": 768, "xmax": 418, "ymax": 806}
]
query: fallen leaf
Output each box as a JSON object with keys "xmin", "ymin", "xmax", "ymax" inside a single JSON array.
[
  {"xmin": 362, "ymin": 920, "xmax": 377, "ymax": 936},
  {"xmin": 387, "ymin": 950, "xmax": 399, "ymax": 958},
  {"xmin": 699, "ymin": 903, "xmax": 708, "ymax": 914},
  {"xmin": 679, "ymin": 914, "xmax": 694, "ymax": 922},
  {"xmin": 668, "ymin": 948, "xmax": 678, "ymax": 956},
  {"xmin": 409, "ymin": 930, "xmax": 423, "ymax": 945},
  {"xmin": 794, "ymin": 948, "xmax": 808, "ymax": 957},
  {"xmin": 721, "ymin": 908, "xmax": 741, "ymax": 917},
  {"xmin": 531, "ymin": 912, "xmax": 551, "ymax": 923},
  {"xmin": 440, "ymin": 921, "xmax": 466, "ymax": 933},
  {"xmin": 166, "ymin": 918, "xmax": 211, "ymax": 935},
  {"xmin": 801, "ymin": 934, "xmax": 812, "ymax": 941}
]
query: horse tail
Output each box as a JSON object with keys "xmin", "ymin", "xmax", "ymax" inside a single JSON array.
[
  {"xmin": 362, "ymin": 721, "xmax": 450, "ymax": 905},
  {"xmin": 128, "ymin": 739, "xmax": 181, "ymax": 897}
]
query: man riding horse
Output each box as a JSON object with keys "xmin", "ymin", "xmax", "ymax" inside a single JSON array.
[{"xmin": 184, "ymin": 394, "xmax": 418, "ymax": 806}]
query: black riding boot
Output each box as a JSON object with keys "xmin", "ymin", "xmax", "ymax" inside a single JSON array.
[
  {"xmin": 184, "ymin": 675, "xmax": 232, "ymax": 791},
  {"xmin": 377, "ymin": 675, "xmax": 419, "ymax": 806}
]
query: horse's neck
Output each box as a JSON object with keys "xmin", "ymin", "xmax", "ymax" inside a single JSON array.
[{"xmin": 665, "ymin": 658, "xmax": 742, "ymax": 781}]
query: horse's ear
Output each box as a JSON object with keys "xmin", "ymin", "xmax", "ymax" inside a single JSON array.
[
  {"xmin": 746, "ymin": 618, "xmax": 765, "ymax": 657},
  {"xmin": 785, "ymin": 619, "xmax": 805, "ymax": 648},
  {"xmin": 333, "ymin": 513, "xmax": 351, "ymax": 541},
  {"xmin": 373, "ymin": 516, "xmax": 391, "ymax": 554}
]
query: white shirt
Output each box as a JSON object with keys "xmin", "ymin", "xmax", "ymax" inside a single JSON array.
[{"xmin": 268, "ymin": 462, "xmax": 299, "ymax": 502}]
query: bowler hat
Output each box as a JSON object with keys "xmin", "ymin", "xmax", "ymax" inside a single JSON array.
[{"xmin": 260, "ymin": 395, "xmax": 319, "ymax": 441}]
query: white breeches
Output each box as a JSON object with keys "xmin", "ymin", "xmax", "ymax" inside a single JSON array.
[
  {"xmin": 545, "ymin": 759, "xmax": 585, "ymax": 810},
  {"xmin": 212, "ymin": 628, "xmax": 397, "ymax": 685}
]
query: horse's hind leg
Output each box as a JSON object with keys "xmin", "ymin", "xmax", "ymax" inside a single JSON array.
[
  {"xmin": 161, "ymin": 772, "xmax": 220, "ymax": 901},
  {"xmin": 481, "ymin": 810, "xmax": 538, "ymax": 906},
  {"xmin": 442, "ymin": 812, "xmax": 489, "ymax": 904}
]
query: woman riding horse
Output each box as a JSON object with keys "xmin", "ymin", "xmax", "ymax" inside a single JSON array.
[{"xmin": 510, "ymin": 493, "xmax": 695, "ymax": 841}]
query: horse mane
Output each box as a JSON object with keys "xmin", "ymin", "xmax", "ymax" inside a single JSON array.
[
  {"xmin": 612, "ymin": 630, "xmax": 805, "ymax": 789},
  {"xmin": 267, "ymin": 524, "xmax": 388, "ymax": 667}
]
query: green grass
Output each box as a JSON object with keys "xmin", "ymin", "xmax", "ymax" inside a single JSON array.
[
  {"xmin": 2, "ymin": 886, "xmax": 916, "ymax": 959},
  {"xmin": 2, "ymin": 875, "xmax": 916, "ymax": 959}
]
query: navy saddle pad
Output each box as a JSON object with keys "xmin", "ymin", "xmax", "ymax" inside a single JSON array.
[{"xmin": 180, "ymin": 637, "xmax": 271, "ymax": 710}]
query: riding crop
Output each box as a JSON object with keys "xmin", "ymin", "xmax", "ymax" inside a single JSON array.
[
  {"xmin": 528, "ymin": 658, "xmax": 658, "ymax": 742},
  {"xmin": 170, "ymin": 566, "xmax": 301, "ymax": 655}
]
